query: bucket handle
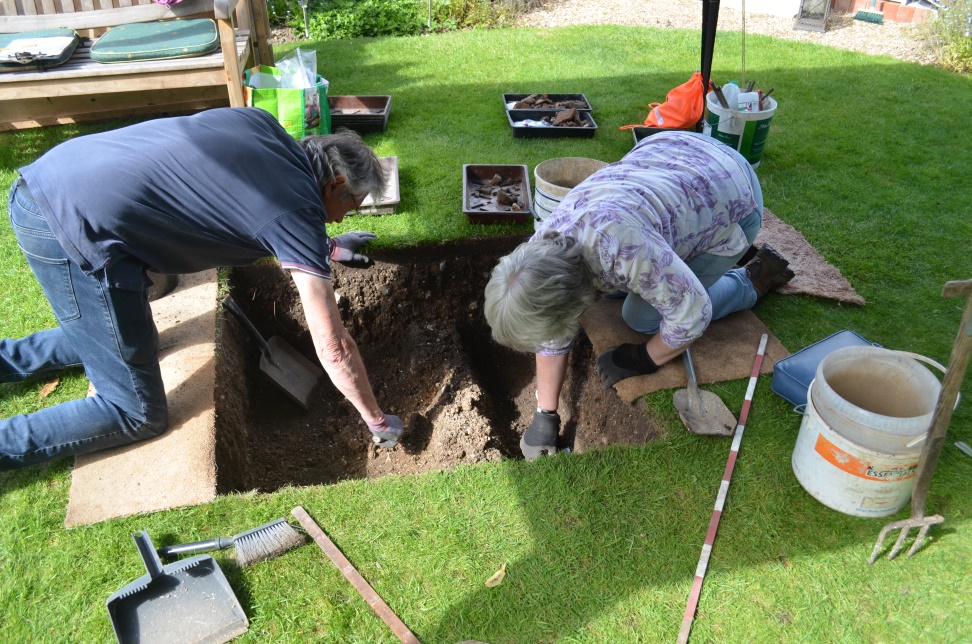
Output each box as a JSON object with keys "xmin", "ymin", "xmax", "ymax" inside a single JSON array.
[
  {"xmin": 895, "ymin": 350, "xmax": 947, "ymax": 378},
  {"xmin": 529, "ymin": 202, "xmax": 542, "ymax": 223},
  {"xmin": 795, "ymin": 351, "xmax": 960, "ymax": 431},
  {"xmin": 894, "ymin": 350, "xmax": 959, "ymax": 408},
  {"xmin": 888, "ymin": 351, "xmax": 959, "ymax": 448}
]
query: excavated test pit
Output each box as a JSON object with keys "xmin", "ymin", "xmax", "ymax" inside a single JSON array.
[{"xmin": 214, "ymin": 237, "xmax": 663, "ymax": 493}]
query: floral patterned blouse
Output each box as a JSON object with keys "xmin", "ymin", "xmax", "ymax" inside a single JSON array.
[{"xmin": 533, "ymin": 132, "xmax": 757, "ymax": 354}]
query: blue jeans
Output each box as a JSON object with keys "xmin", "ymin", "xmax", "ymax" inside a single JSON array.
[
  {"xmin": 1, "ymin": 179, "xmax": 167, "ymax": 470},
  {"xmin": 622, "ymin": 135, "xmax": 764, "ymax": 334}
]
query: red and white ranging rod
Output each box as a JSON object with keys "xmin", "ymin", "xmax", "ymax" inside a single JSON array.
[{"xmin": 677, "ymin": 333, "xmax": 768, "ymax": 644}]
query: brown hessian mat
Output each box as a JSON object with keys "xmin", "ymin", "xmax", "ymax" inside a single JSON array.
[
  {"xmin": 581, "ymin": 302, "xmax": 790, "ymax": 403},
  {"xmin": 579, "ymin": 205, "xmax": 865, "ymax": 402},
  {"xmin": 65, "ymin": 270, "xmax": 218, "ymax": 527},
  {"xmin": 756, "ymin": 208, "xmax": 865, "ymax": 306}
]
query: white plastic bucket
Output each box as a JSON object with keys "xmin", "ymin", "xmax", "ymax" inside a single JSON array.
[
  {"xmin": 791, "ymin": 346, "xmax": 941, "ymax": 517},
  {"xmin": 703, "ymin": 92, "xmax": 777, "ymax": 168},
  {"xmin": 532, "ymin": 157, "xmax": 607, "ymax": 228}
]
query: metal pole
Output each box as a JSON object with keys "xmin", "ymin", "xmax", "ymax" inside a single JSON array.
[
  {"xmin": 700, "ymin": 0, "xmax": 721, "ymax": 128},
  {"xmin": 741, "ymin": 0, "xmax": 746, "ymax": 87}
]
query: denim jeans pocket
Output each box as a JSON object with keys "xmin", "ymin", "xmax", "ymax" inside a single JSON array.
[
  {"xmin": 10, "ymin": 188, "xmax": 82, "ymax": 323},
  {"xmin": 18, "ymin": 247, "xmax": 81, "ymax": 323}
]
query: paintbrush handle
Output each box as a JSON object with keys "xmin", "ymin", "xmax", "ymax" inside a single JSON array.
[{"xmin": 157, "ymin": 538, "xmax": 236, "ymax": 559}]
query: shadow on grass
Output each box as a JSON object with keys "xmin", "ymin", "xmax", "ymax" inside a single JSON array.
[
  {"xmin": 423, "ymin": 392, "xmax": 972, "ymax": 642},
  {"xmin": 284, "ymin": 37, "xmax": 970, "ymax": 643}
]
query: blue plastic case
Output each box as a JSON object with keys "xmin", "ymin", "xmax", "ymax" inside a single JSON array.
[{"xmin": 771, "ymin": 330, "xmax": 878, "ymax": 408}]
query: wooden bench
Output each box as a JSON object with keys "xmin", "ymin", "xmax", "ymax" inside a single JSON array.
[{"xmin": 0, "ymin": 0, "xmax": 274, "ymax": 130}]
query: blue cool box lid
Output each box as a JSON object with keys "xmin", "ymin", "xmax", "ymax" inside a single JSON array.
[
  {"xmin": 0, "ymin": 28, "xmax": 80, "ymax": 72},
  {"xmin": 770, "ymin": 330, "xmax": 878, "ymax": 408}
]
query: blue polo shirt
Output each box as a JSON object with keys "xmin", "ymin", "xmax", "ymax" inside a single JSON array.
[{"xmin": 20, "ymin": 107, "xmax": 332, "ymax": 290}]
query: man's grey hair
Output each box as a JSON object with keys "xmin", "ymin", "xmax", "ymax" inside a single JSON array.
[
  {"xmin": 484, "ymin": 233, "xmax": 597, "ymax": 354},
  {"xmin": 298, "ymin": 128, "xmax": 386, "ymax": 201}
]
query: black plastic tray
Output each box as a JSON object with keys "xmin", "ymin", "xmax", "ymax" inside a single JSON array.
[
  {"xmin": 507, "ymin": 109, "xmax": 597, "ymax": 139},
  {"xmin": 328, "ymin": 95, "xmax": 391, "ymax": 133},
  {"xmin": 462, "ymin": 164, "xmax": 532, "ymax": 225},
  {"xmin": 503, "ymin": 93, "xmax": 592, "ymax": 113}
]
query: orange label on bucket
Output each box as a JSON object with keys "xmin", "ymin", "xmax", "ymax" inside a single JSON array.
[{"xmin": 814, "ymin": 434, "xmax": 918, "ymax": 481}]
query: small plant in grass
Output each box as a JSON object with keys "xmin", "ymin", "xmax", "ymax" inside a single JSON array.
[
  {"xmin": 921, "ymin": 0, "xmax": 972, "ymax": 73},
  {"xmin": 427, "ymin": 0, "xmax": 522, "ymax": 31}
]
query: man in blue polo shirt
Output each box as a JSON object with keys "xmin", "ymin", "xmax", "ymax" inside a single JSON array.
[{"xmin": 1, "ymin": 107, "xmax": 402, "ymax": 470}]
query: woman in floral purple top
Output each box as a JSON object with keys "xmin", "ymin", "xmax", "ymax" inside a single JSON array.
[{"xmin": 484, "ymin": 132, "xmax": 794, "ymax": 460}]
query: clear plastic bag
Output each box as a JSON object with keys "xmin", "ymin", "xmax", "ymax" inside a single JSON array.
[{"xmin": 276, "ymin": 47, "xmax": 318, "ymax": 89}]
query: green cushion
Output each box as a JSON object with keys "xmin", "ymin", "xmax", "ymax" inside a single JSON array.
[
  {"xmin": 0, "ymin": 28, "xmax": 80, "ymax": 73},
  {"xmin": 90, "ymin": 18, "xmax": 219, "ymax": 63}
]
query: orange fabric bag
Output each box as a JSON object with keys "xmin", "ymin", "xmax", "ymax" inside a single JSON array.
[{"xmin": 620, "ymin": 72, "xmax": 704, "ymax": 130}]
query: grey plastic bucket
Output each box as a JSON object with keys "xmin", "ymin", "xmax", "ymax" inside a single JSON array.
[{"xmin": 532, "ymin": 157, "xmax": 607, "ymax": 228}]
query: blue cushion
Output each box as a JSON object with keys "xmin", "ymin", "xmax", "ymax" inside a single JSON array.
[{"xmin": 90, "ymin": 18, "xmax": 219, "ymax": 63}]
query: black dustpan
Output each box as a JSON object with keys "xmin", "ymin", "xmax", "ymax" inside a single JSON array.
[{"xmin": 106, "ymin": 530, "xmax": 248, "ymax": 644}]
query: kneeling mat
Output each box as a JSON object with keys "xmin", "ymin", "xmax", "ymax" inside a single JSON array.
[
  {"xmin": 581, "ymin": 299, "xmax": 790, "ymax": 404},
  {"xmin": 90, "ymin": 18, "xmax": 218, "ymax": 63}
]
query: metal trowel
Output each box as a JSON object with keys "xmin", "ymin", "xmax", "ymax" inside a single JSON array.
[
  {"xmin": 673, "ymin": 348, "xmax": 737, "ymax": 436},
  {"xmin": 222, "ymin": 295, "xmax": 323, "ymax": 410}
]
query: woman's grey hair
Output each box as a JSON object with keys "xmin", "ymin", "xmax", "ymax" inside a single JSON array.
[
  {"xmin": 484, "ymin": 233, "xmax": 597, "ymax": 353},
  {"xmin": 298, "ymin": 128, "xmax": 386, "ymax": 201}
]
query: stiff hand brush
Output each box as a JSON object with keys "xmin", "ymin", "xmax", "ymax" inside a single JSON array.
[
  {"xmin": 854, "ymin": 0, "xmax": 884, "ymax": 24},
  {"xmin": 157, "ymin": 519, "xmax": 306, "ymax": 567}
]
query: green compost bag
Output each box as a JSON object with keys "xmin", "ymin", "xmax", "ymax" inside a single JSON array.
[{"xmin": 243, "ymin": 65, "xmax": 330, "ymax": 139}]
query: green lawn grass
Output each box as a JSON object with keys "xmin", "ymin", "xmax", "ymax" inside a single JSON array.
[{"xmin": 2, "ymin": 24, "xmax": 971, "ymax": 642}]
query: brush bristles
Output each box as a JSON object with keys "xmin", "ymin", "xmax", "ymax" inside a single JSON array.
[
  {"xmin": 234, "ymin": 521, "xmax": 306, "ymax": 567},
  {"xmin": 854, "ymin": 10, "xmax": 883, "ymax": 23}
]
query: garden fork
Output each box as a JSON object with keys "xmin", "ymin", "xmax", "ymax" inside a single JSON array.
[{"xmin": 868, "ymin": 279, "xmax": 972, "ymax": 564}]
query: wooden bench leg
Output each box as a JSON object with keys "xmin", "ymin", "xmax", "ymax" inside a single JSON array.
[
  {"xmin": 249, "ymin": 0, "xmax": 275, "ymax": 67},
  {"xmin": 219, "ymin": 19, "xmax": 245, "ymax": 107}
]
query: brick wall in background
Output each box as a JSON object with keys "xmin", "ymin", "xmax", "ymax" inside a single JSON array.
[{"xmin": 831, "ymin": 0, "xmax": 935, "ymax": 23}]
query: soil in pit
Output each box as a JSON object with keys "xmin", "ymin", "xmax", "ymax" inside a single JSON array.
[{"xmin": 214, "ymin": 236, "xmax": 664, "ymax": 493}]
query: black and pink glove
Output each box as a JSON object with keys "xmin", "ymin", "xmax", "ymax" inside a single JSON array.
[
  {"xmin": 520, "ymin": 408, "xmax": 560, "ymax": 461},
  {"xmin": 329, "ymin": 231, "xmax": 377, "ymax": 268},
  {"xmin": 366, "ymin": 414, "xmax": 404, "ymax": 449}
]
